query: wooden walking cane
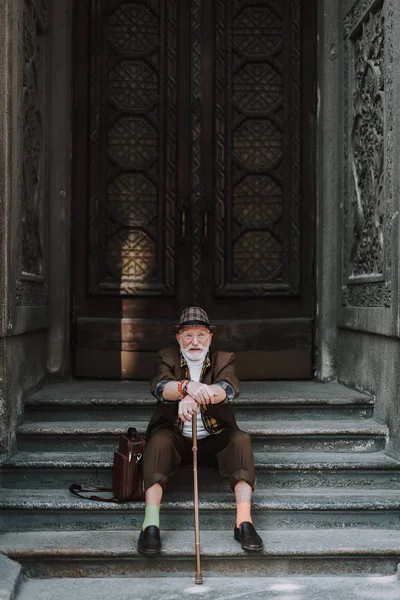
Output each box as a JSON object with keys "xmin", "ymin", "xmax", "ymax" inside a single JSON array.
[{"xmin": 192, "ymin": 409, "xmax": 203, "ymax": 584}]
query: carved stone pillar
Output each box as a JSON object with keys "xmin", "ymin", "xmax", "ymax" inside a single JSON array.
[
  {"xmin": 340, "ymin": 0, "xmax": 399, "ymax": 333},
  {"xmin": 338, "ymin": 0, "xmax": 400, "ymax": 458},
  {"xmin": 0, "ymin": 0, "xmax": 51, "ymax": 453},
  {"xmin": 15, "ymin": 0, "xmax": 49, "ymax": 323},
  {"xmin": 0, "ymin": 0, "xmax": 24, "ymax": 452}
]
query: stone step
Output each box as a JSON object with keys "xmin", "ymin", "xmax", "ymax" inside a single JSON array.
[
  {"xmin": 2, "ymin": 488, "xmax": 400, "ymax": 533},
  {"xmin": 11, "ymin": 576, "xmax": 400, "ymax": 600},
  {"xmin": 24, "ymin": 402, "xmax": 375, "ymax": 423},
  {"xmin": 16, "ymin": 419, "xmax": 387, "ymax": 453},
  {"xmin": 14, "ymin": 575, "xmax": 400, "ymax": 600},
  {"xmin": 2, "ymin": 451, "xmax": 400, "ymax": 490},
  {"xmin": 24, "ymin": 381, "xmax": 374, "ymax": 423},
  {"xmin": 2, "ymin": 529, "xmax": 400, "ymax": 576}
]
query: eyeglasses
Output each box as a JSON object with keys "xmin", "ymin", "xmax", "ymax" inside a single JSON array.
[{"xmin": 180, "ymin": 332, "xmax": 210, "ymax": 342}]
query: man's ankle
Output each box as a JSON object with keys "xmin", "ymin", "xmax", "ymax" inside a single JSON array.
[{"xmin": 142, "ymin": 504, "xmax": 160, "ymax": 530}]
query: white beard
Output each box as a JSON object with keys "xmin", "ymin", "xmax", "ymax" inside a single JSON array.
[{"xmin": 180, "ymin": 343, "xmax": 209, "ymax": 366}]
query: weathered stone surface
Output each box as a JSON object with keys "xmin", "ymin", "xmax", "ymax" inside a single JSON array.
[
  {"xmin": 16, "ymin": 419, "xmax": 387, "ymax": 437},
  {"xmin": 3, "ymin": 528, "xmax": 400, "ymax": 560},
  {"xmin": 339, "ymin": 331, "xmax": 400, "ymax": 461},
  {"xmin": 3, "ymin": 375, "xmax": 400, "ymax": 580},
  {"xmin": 336, "ymin": 0, "xmax": 400, "ymax": 465},
  {"xmin": 0, "ymin": 0, "xmax": 49, "ymax": 456},
  {"xmin": 4, "ymin": 449, "xmax": 400, "ymax": 471},
  {"xmin": 22, "ymin": 381, "xmax": 375, "ymax": 428},
  {"xmin": 0, "ymin": 0, "xmax": 22, "ymax": 455},
  {"xmin": 15, "ymin": 418, "xmax": 387, "ymax": 453},
  {"xmin": 316, "ymin": 0, "xmax": 340, "ymax": 381},
  {"xmin": 3, "ymin": 487, "xmax": 400, "ymax": 533},
  {"xmin": 25, "ymin": 381, "xmax": 372, "ymax": 404},
  {"xmin": 0, "ymin": 554, "xmax": 21, "ymax": 600},
  {"xmin": 15, "ymin": 574, "xmax": 400, "ymax": 600},
  {"xmin": 6, "ymin": 487, "xmax": 400, "ymax": 512}
]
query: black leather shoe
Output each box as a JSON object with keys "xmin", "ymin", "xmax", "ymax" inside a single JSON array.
[
  {"xmin": 137, "ymin": 525, "xmax": 161, "ymax": 556},
  {"xmin": 234, "ymin": 521, "xmax": 264, "ymax": 552}
]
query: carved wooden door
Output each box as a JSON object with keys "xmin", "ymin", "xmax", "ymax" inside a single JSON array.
[{"xmin": 73, "ymin": 0, "xmax": 316, "ymax": 379}]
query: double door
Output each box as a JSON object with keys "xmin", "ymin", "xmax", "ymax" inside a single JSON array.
[{"xmin": 73, "ymin": 0, "xmax": 316, "ymax": 378}]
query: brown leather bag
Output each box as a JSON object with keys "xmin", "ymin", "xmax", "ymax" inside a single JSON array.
[{"xmin": 69, "ymin": 427, "xmax": 146, "ymax": 502}]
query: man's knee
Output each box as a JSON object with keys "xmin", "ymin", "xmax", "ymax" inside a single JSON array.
[
  {"xmin": 230, "ymin": 429, "xmax": 252, "ymax": 449},
  {"xmin": 145, "ymin": 429, "xmax": 176, "ymax": 454}
]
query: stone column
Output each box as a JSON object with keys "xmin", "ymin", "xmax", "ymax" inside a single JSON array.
[
  {"xmin": 316, "ymin": 0, "xmax": 341, "ymax": 380},
  {"xmin": 0, "ymin": 0, "xmax": 24, "ymax": 453},
  {"xmin": 0, "ymin": 0, "xmax": 52, "ymax": 454},
  {"xmin": 47, "ymin": 0, "xmax": 72, "ymax": 375}
]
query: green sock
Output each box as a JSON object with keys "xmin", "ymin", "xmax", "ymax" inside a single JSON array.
[{"xmin": 142, "ymin": 504, "xmax": 160, "ymax": 530}]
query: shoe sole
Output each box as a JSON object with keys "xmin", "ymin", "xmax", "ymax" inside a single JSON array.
[
  {"xmin": 137, "ymin": 546, "xmax": 162, "ymax": 557},
  {"xmin": 240, "ymin": 543, "xmax": 264, "ymax": 552}
]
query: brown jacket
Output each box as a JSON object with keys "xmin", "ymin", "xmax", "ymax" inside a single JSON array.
[{"xmin": 147, "ymin": 346, "xmax": 240, "ymax": 439}]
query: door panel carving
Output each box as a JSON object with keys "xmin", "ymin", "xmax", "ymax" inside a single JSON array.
[
  {"xmin": 190, "ymin": 0, "xmax": 204, "ymax": 304},
  {"xmin": 88, "ymin": 0, "xmax": 177, "ymax": 296},
  {"xmin": 214, "ymin": 0, "xmax": 301, "ymax": 297}
]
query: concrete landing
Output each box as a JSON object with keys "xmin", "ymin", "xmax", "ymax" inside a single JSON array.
[{"xmin": 15, "ymin": 575, "xmax": 400, "ymax": 600}]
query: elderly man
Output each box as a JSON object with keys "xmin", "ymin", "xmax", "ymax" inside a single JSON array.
[{"xmin": 138, "ymin": 306, "xmax": 263, "ymax": 556}]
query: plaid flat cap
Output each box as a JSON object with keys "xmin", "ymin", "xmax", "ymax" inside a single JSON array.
[{"xmin": 175, "ymin": 306, "xmax": 216, "ymax": 331}]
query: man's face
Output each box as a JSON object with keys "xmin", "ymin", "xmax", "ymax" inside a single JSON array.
[{"xmin": 176, "ymin": 326, "xmax": 212, "ymax": 360}]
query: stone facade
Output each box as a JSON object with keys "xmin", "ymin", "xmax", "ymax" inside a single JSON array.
[
  {"xmin": 0, "ymin": 0, "xmax": 49, "ymax": 454},
  {"xmin": 336, "ymin": 0, "xmax": 400, "ymax": 459},
  {"xmin": 1, "ymin": 0, "xmax": 400, "ymax": 459},
  {"xmin": 341, "ymin": 0, "xmax": 397, "ymax": 328},
  {"xmin": 0, "ymin": 0, "xmax": 71, "ymax": 454}
]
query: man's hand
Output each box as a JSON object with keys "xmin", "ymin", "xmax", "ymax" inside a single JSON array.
[
  {"xmin": 178, "ymin": 396, "xmax": 198, "ymax": 422},
  {"xmin": 186, "ymin": 381, "xmax": 217, "ymax": 405}
]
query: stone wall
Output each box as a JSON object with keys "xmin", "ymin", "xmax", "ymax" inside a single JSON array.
[
  {"xmin": 337, "ymin": 0, "xmax": 400, "ymax": 457},
  {"xmin": 0, "ymin": 0, "xmax": 48, "ymax": 454},
  {"xmin": 0, "ymin": 0, "xmax": 72, "ymax": 454}
]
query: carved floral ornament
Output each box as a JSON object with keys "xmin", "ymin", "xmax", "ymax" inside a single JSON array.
[
  {"xmin": 19, "ymin": 0, "xmax": 49, "ymax": 309},
  {"xmin": 349, "ymin": 8, "xmax": 385, "ymax": 279},
  {"xmin": 15, "ymin": 0, "xmax": 49, "ymax": 305}
]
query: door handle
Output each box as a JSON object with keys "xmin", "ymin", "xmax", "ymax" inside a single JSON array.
[
  {"xmin": 203, "ymin": 208, "xmax": 208, "ymax": 242},
  {"xmin": 181, "ymin": 205, "xmax": 187, "ymax": 240}
]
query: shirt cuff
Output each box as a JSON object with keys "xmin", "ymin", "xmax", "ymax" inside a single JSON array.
[
  {"xmin": 216, "ymin": 381, "xmax": 235, "ymax": 402},
  {"xmin": 153, "ymin": 379, "xmax": 174, "ymax": 403}
]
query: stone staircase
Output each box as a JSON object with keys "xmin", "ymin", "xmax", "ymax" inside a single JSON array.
[{"xmin": 2, "ymin": 380, "xmax": 400, "ymax": 586}]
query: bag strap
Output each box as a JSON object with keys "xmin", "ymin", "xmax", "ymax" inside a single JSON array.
[{"xmin": 69, "ymin": 483, "xmax": 122, "ymax": 504}]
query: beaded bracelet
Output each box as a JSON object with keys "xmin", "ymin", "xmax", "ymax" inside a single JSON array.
[{"xmin": 178, "ymin": 379, "xmax": 190, "ymax": 398}]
